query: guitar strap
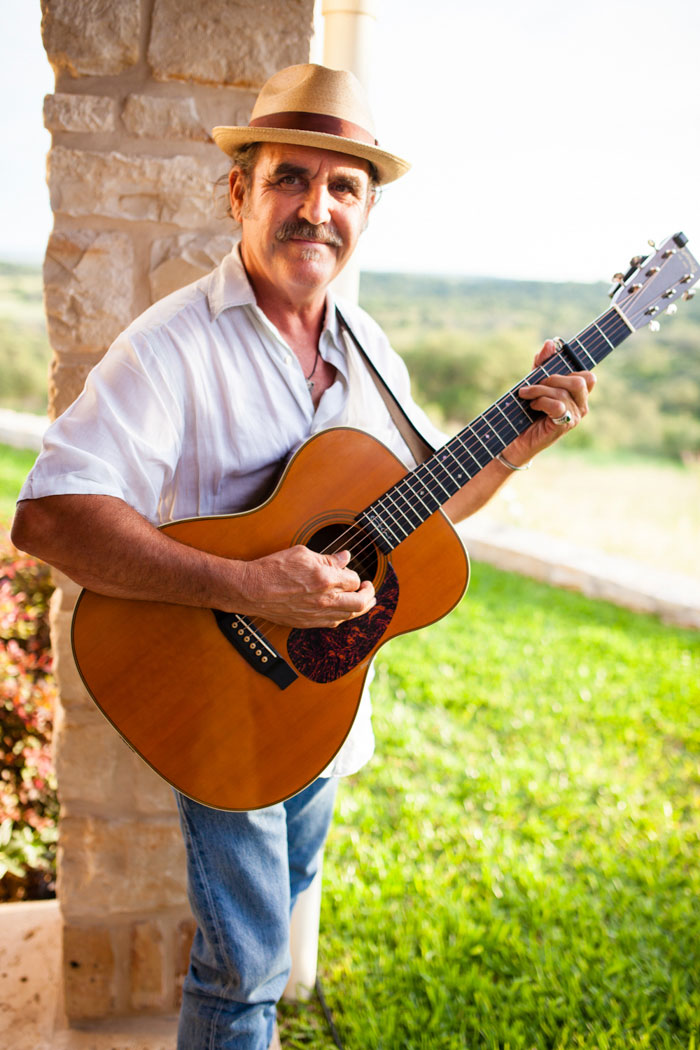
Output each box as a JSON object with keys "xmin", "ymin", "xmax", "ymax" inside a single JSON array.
[{"xmin": 336, "ymin": 308, "xmax": 436, "ymax": 466}]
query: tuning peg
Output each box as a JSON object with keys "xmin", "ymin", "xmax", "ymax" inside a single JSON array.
[
  {"xmin": 648, "ymin": 239, "xmax": 656, "ymax": 248},
  {"xmin": 683, "ymin": 286, "xmax": 697, "ymax": 301},
  {"xmin": 666, "ymin": 303, "xmax": 678, "ymax": 316},
  {"xmin": 630, "ymin": 255, "xmax": 645, "ymax": 268},
  {"xmin": 649, "ymin": 320, "xmax": 661, "ymax": 332}
]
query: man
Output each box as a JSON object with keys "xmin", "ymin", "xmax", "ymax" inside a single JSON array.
[{"xmin": 12, "ymin": 64, "xmax": 594, "ymax": 1049}]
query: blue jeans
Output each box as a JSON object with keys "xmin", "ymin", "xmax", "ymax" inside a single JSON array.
[{"xmin": 175, "ymin": 776, "xmax": 338, "ymax": 1050}]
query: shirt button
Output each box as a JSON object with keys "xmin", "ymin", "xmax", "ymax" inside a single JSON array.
[{"xmin": 284, "ymin": 354, "xmax": 292, "ymax": 366}]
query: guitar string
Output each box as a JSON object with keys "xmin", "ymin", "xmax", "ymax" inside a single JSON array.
[{"xmin": 235, "ymin": 260, "xmax": 684, "ymax": 648}]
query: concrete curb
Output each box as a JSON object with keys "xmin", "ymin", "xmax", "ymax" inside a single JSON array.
[
  {"xmin": 0, "ymin": 408, "xmax": 48, "ymax": 451},
  {"xmin": 458, "ymin": 518, "xmax": 700, "ymax": 631}
]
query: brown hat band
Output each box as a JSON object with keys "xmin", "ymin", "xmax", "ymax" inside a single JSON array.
[{"xmin": 249, "ymin": 110, "xmax": 378, "ymax": 146}]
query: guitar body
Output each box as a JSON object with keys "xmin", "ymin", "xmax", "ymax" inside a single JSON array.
[{"xmin": 71, "ymin": 428, "xmax": 469, "ymax": 811}]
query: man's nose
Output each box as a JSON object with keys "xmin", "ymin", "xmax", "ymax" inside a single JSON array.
[{"xmin": 297, "ymin": 184, "xmax": 332, "ymax": 226}]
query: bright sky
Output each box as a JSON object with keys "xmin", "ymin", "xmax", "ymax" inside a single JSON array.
[{"xmin": 2, "ymin": 0, "xmax": 699, "ymax": 282}]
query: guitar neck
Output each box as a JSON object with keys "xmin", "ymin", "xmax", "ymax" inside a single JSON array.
[{"xmin": 357, "ymin": 305, "xmax": 634, "ymax": 555}]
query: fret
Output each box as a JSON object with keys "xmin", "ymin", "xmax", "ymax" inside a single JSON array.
[
  {"xmin": 438, "ymin": 443, "xmax": 474, "ymax": 486},
  {"xmin": 420, "ymin": 458, "xmax": 460, "ymax": 500},
  {"xmin": 570, "ymin": 336, "xmax": 596, "ymax": 369},
  {"xmin": 493, "ymin": 399, "xmax": 521, "ymax": 437},
  {"xmin": 447, "ymin": 434, "xmax": 486, "ymax": 478},
  {"xmin": 500, "ymin": 391, "xmax": 537, "ymax": 430},
  {"xmin": 401, "ymin": 473, "xmax": 441, "ymax": 517},
  {"xmin": 468, "ymin": 424, "xmax": 498, "ymax": 460},
  {"xmin": 593, "ymin": 321, "xmax": 615, "ymax": 351},
  {"xmin": 370, "ymin": 502, "xmax": 405, "ymax": 546},
  {"xmin": 456, "ymin": 431, "xmax": 493, "ymax": 470},
  {"xmin": 473, "ymin": 412, "xmax": 510, "ymax": 453},
  {"xmin": 574, "ymin": 310, "xmax": 630, "ymax": 368},
  {"xmin": 611, "ymin": 301, "xmax": 635, "ymax": 332},
  {"xmin": 404, "ymin": 466, "xmax": 443, "ymax": 514},
  {"xmin": 380, "ymin": 487, "xmax": 421, "ymax": 533}
]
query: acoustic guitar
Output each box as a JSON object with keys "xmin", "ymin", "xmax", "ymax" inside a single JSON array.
[{"xmin": 71, "ymin": 233, "xmax": 698, "ymax": 810}]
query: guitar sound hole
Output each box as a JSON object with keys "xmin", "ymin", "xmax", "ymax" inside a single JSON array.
[{"xmin": 305, "ymin": 522, "xmax": 379, "ymax": 584}]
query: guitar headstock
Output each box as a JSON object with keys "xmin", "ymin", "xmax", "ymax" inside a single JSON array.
[{"xmin": 609, "ymin": 232, "xmax": 698, "ymax": 332}]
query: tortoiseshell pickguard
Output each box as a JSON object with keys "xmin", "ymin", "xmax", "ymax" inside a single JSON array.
[{"xmin": 287, "ymin": 565, "xmax": 399, "ymax": 683}]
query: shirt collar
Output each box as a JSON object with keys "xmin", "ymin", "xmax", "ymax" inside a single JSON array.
[
  {"xmin": 208, "ymin": 243, "xmax": 343, "ymax": 352},
  {"xmin": 207, "ymin": 243, "xmax": 257, "ymax": 318}
]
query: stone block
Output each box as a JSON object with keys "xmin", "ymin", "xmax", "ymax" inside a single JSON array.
[
  {"xmin": 41, "ymin": 0, "xmax": 140, "ymax": 78},
  {"xmin": 130, "ymin": 920, "xmax": 167, "ymax": 1011},
  {"xmin": 47, "ymin": 354, "xmax": 95, "ymax": 419},
  {"xmin": 150, "ymin": 232, "xmax": 234, "ymax": 300},
  {"xmin": 55, "ymin": 695, "xmax": 179, "ymax": 815},
  {"xmin": 127, "ymin": 748, "xmax": 180, "ymax": 816},
  {"xmin": 58, "ymin": 815, "xmax": 187, "ymax": 920},
  {"xmin": 194, "ymin": 93, "xmax": 258, "ymax": 143},
  {"xmin": 55, "ymin": 701, "xmax": 129, "ymax": 801},
  {"xmin": 44, "ymin": 228, "xmax": 135, "ymax": 355},
  {"xmin": 63, "ymin": 922, "xmax": 115, "ymax": 1021},
  {"xmin": 48, "ymin": 146, "xmax": 223, "ymax": 228},
  {"xmin": 43, "ymin": 92, "xmax": 117, "ymax": 134},
  {"xmin": 49, "ymin": 605, "xmax": 91, "ymax": 706},
  {"xmin": 51, "ymin": 571, "xmax": 82, "ymax": 612},
  {"xmin": 148, "ymin": 0, "xmax": 315, "ymax": 85},
  {"xmin": 122, "ymin": 94, "xmax": 209, "ymax": 141}
]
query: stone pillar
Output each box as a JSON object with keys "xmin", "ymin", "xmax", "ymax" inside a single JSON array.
[{"xmin": 40, "ymin": 0, "xmax": 315, "ymax": 1022}]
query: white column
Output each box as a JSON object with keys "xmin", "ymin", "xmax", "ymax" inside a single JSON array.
[{"xmin": 322, "ymin": 0, "xmax": 379, "ymax": 88}]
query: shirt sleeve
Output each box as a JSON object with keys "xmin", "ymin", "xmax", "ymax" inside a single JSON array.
[{"xmin": 18, "ymin": 331, "xmax": 184, "ymax": 524}]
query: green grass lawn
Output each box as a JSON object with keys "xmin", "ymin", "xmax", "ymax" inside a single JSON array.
[{"xmin": 282, "ymin": 569, "xmax": 700, "ymax": 1049}]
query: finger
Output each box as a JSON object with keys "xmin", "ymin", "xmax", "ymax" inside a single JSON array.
[
  {"xmin": 523, "ymin": 394, "xmax": 575, "ymax": 421},
  {"xmin": 539, "ymin": 372, "xmax": 596, "ymax": 398},
  {"xmin": 324, "ymin": 580, "xmax": 376, "ymax": 624},
  {"xmin": 335, "ymin": 579, "xmax": 376, "ymax": 609},
  {"xmin": 520, "ymin": 373, "xmax": 593, "ymax": 412},
  {"xmin": 328, "ymin": 549, "xmax": 362, "ymax": 592},
  {"xmin": 533, "ymin": 339, "xmax": 559, "ymax": 366}
]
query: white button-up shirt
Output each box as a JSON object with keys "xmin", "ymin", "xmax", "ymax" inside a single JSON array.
[{"xmin": 22, "ymin": 247, "xmax": 445, "ymax": 778}]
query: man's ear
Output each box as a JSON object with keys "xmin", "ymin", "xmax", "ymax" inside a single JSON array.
[
  {"xmin": 362, "ymin": 189, "xmax": 378, "ymax": 233},
  {"xmin": 229, "ymin": 168, "xmax": 247, "ymax": 222}
]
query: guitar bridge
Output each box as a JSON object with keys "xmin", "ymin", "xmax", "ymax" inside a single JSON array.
[{"xmin": 212, "ymin": 610, "xmax": 298, "ymax": 690}]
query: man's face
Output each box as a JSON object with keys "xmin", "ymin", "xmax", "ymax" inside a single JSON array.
[{"xmin": 229, "ymin": 143, "xmax": 375, "ymax": 305}]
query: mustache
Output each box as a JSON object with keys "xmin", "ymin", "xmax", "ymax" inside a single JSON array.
[{"xmin": 275, "ymin": 220, "xmax": 343, "ymax": 247}]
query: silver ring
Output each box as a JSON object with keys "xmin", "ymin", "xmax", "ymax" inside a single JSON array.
[{"xmin": 552, "ymin": 411, "xmax": 573, "ymax": 426}]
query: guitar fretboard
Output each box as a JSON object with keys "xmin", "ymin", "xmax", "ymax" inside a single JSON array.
[{"xmin": 356, "ymin": 306, "xmax": 633, "ymax": 554}]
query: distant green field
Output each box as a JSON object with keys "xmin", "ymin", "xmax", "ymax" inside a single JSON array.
[
  {"xmin": 0, "ymin": 264, "xmax": 50, "ymax": 416},
  {"xmin": 1, "ymin": 260, "xmax": 699, "ymax": 458},
  {"xmin": 359, "ymin": 271, "xmax": 700, "ymax": 461}
]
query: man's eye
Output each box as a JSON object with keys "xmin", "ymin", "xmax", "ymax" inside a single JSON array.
[{"xmin": 278, "ymin": 175, "xmax": 301, "ymax": 187}]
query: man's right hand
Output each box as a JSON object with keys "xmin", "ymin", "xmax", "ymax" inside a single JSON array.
[{"xmin": 235, "ymin": 546, "xmax": 376, "ymax": 628}]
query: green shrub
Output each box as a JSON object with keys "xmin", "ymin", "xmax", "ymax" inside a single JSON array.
[{"xmin": 0, "ymin": 532, "xmax": 58, "ymax": 900}]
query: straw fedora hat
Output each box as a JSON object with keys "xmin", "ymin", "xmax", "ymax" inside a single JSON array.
[{"xmin": 212, "ymin": 63, "xmax": 410, "ymax": 185}]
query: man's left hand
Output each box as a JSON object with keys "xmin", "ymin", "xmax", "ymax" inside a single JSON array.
[{"xmin": 509, "ymin": 338, "xmax": 596, "ymax": 460}]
